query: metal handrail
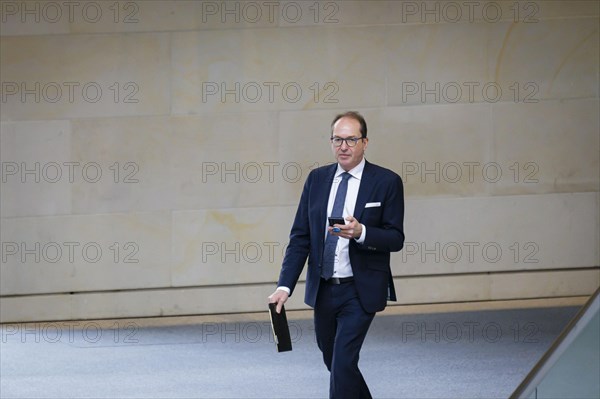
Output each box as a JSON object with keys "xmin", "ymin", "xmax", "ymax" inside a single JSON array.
[{"xmin": 510, "ymin": 286, "xmax": 600, "ymax": 398}]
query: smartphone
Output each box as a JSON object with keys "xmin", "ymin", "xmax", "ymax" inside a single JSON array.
[{"xmin": 328, "ymin": 217, "xmax": 346, "ymax": 227}]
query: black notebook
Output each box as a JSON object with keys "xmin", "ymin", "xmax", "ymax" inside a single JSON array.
[{"xmin": 268, "ymin": 303, "xmax": 292, "ymax": 352}]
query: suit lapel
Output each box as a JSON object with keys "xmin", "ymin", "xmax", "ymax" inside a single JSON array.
[
  {"xmin": 316, "ymin": 163, "xmax": 337, "ymax": 235},
  {"xmin": 354, "ymin": 160, "xmax": 377, "ymax": 221}
]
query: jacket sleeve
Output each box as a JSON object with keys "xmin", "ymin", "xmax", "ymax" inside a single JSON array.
[{"xmin": 276, "ymin": 171, "xmax": 313, "ymax": 296}]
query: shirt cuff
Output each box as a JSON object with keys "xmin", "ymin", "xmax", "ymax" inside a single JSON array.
[
  {"xmin": 276, "ymin": 286, "xmax": 291, "ymax": 295},
  {"xmin": 355, "ymin": 224, "xmax": 366, "ymax": 244}
]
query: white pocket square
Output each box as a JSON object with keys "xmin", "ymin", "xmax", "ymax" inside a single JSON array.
[{"xmin": 365, "ymin": 202, "xmax": 381, "ymax": 208}]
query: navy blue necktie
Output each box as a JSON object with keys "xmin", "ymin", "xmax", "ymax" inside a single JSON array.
[{"xmin": 322, "ymin": 172, "xmax": 351, "ymax": 280}]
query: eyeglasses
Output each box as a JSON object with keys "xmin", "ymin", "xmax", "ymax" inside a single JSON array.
[{"xmin": 330, "ymin": 137, "xmax": 364, "ymax": 147}]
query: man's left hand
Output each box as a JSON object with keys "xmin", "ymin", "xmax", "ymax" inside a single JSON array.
[{"xmin": 328, "ymin": 216, "xmax": 362, "ymax": 239}]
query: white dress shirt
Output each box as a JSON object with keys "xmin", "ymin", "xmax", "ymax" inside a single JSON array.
[{"xmin": 326, "ymin": 158, "xmax": 367, "ymax": 278}]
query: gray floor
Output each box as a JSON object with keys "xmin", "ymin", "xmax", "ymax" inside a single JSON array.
[{"xmin": 0, "ymin": 306, "xmax": 579, "ymax": 399}]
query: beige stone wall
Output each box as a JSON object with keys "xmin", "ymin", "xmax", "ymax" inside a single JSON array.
[{"xmin": 1, "ymin": 1, "xmax": 598, "ymax": 322}]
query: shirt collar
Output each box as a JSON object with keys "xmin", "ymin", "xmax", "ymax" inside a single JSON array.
[{"xmin": 335, "ymin": 157, "xmax": 365, "ymax": 181}]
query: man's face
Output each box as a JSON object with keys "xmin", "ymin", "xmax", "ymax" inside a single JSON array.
[{"xmin": 331, "ymin": 117, "xmax": 369, "ymax": 171}]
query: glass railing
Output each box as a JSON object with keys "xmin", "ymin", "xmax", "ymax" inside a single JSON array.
[{"xmin": 510, "ymin": 287, "xmax": 600, "ymax": 399}]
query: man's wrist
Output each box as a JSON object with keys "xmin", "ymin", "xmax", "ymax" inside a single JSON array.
[
  {"xmin": 276, "ymin": 286, "xmax": 291, "ymax": 295},
  {"xmin": 355, "ymin": 224, "xmax": 366, "ymax": 243}
]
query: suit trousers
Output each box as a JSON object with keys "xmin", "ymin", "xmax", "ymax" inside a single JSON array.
[{"xmin": 314, "ymin": 280, "xmax": 376, "ymax": 399}]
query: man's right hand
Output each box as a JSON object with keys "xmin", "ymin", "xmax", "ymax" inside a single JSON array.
[{"xmin": 268, "ymin": 289, "xmax": 289, "ymax": 314}]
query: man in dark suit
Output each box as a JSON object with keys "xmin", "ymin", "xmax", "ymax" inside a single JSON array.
[{"xmin": 268, "ymin": 111, "xmax": 404, "ymax": 399}]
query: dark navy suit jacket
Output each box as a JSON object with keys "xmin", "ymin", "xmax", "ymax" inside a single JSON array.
[{"xmin": 277, "ymin": 160, "xmax": 405, "ymax": 313}]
